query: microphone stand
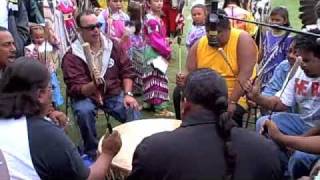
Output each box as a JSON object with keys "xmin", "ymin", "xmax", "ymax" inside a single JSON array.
[{"xmin": 218, "ymin": 14, "xmax": 320, "ymax": 39}]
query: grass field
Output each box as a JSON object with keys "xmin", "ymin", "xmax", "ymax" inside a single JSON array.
[
  {"xmin": 271, "ymin": 0, "xmax": 302, "ymax": 28},
  {"xmin": 64, "ymin": 0, "xmax": 303, "ymax": 144}
]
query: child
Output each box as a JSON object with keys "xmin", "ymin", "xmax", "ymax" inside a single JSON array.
[
  {"xmin": 57, "ymin": 0, "xmax": 76, "ymax": 42},
  {"xmin": 259, "ymin": 6, "xmax": 294, "ymax": 91},
  {"xmin": 261, "ymin": 38, "xmax": 297, "ymax": 115},
  {"xmin": 186, "ymin": 3, "xmax": 207, "ymax": 49},
  {"xmin": 143, "ymin": 0, "xmax": 174, "ymax": 117},
  {"xmin": 98, "ymin": 0, "xmax": 130, "ymax": 45},
  {"xmin": 262, "ymin": 39, "xmax": 297, "ymax": 97},
  {"xmin": 128, "ymin": 2, "xmax": 145, "ymax": 95},
  {"xmin": 25, "ymin": 24, "xmax": 64, "ymax": 108}
]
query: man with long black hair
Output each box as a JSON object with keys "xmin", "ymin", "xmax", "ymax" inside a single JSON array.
[{"xmin": 128, "ymin": 68, "xmax": 282, "ymax": 180}]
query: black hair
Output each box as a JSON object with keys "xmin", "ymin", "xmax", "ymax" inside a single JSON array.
[
  {"xmin": 206, "ymin": 9, "xmax": 231, "ymax": 30},
  {"xmin": 127, "ymin": 1, "xmax": 145, "ymax": 35},
  {"xmin": 0, "ymin": 57, "xmax": 50, "ymax": 119},
  {"xmin": 295, "ymin": 28, "xmax": 320, "ymax": 59},
  {"xmin": 76, "ymin": 10, "xmax": 95, "ymax": 28},
  {"xmin": 184, "ymin": 68, "xmax": 237, "ymax": 180},
  {"xmin": 223, "ymin": 0, "xmax": 241, "ymax": 8},
  {"xmin": 191, "ymin": 4, "xmax": 207, "ymax": 12},
  {"xmin": 0, "ymin": 26, "xmax": 9, "ymax": 32},
  {"xmin": 270, "ymin": 6, "xmax": 290, "ymax": 27}
]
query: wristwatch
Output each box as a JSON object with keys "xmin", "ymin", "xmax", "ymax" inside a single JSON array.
[{"xmin": 125, "ymin": 91, "xmax": 134, "ymax": 97}]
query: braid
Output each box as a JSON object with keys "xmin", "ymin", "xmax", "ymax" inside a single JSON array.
[
  {"xmin": 214, "ymin": 97, "xmax": 237, "ymax": 180},
  {"xmin": 216, "ymin": 112, "xmax": 237, "ymax": 180},
  {"xmin": 183, "ymin": 68, "xmax": 238, "ymax": 179}
]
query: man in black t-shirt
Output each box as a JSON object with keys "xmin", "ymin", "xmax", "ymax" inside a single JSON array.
[{"xmin": 128, "ymin": 69, "xmax": 282, "ymax": 180}]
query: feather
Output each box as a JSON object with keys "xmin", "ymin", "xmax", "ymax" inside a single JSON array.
[{"xmin": 299, "ymin": 0, "xmax": 319, "ymax": 26}]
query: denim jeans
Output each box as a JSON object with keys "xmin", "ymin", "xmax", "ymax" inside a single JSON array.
[
  {"xmin": 256, "ymin": 112, "xmax": 319, "ymax": 178},
  {"xmin": 288, "ymin": 151, "xmax": 320, "ymax": 179},
  {"xmin": 256, "ymin": 112, "xmax": 311, "ymax": 136},
  {"xmin": 72, "ymin": 93, "xmax": 141, "ymax": 157}
]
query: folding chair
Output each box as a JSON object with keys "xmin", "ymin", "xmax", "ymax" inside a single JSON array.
[{"xmin": 245, "ymin": 105, "xmax": 259, "ymax": 129}]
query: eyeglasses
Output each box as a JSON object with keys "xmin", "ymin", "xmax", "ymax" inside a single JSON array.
[{"xmin": 80, "ymin": 23, "xmax": 102, "ymax": 31}]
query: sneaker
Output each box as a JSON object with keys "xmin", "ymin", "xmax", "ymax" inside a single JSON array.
[{"xmin": 155, "ymin": 109, "xmax": 175, "ymax": 117}]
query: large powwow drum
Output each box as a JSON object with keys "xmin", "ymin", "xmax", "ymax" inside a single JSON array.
[{"xmin": 98, "ymin": 119, "xmax": 181, "ymax": 179}]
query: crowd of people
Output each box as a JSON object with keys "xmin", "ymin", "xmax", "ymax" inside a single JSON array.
[{"xmin": 0, "ymin": 0, "xmax": 320, "ymax": 179}]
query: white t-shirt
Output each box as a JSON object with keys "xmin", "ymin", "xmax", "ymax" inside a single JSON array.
[
  {"xmin": 0, "ymin": 117, "xmax": 40, "ymax": 179},
  {"xmin": 278, "ymin": 67, "xmax": 320, "ymax": 125},
  {"xmin": 0, "ymin": 0, "xmax": 8, "ymax": 28}
]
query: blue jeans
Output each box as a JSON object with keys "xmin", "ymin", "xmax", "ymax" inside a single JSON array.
[
  {"xmin": 256, "ymin": 112, "xmax": 311, "ymax": 136},
  {"xmin": 72, "ymin": 93, "xmax": 141, "ymax": 157},
  {"xmin": 256, "ymin": 112, "xmax": 319, "ymax": 178},
  {"xmin": 288, "ymin": 151, "xmax": 319, "ymax": 179}
]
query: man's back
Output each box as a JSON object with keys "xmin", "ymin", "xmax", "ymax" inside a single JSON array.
[{"xmin": 128, "ymin": 111, "xmax": 282, "ymax": 180}]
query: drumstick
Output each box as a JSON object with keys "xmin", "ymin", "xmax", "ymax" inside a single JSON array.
[
  {"xmin": 262, "ymin": 56, "xmax": 302, "ymax": 136},
  {"xmin": 83, "ymin": 44, "xmax": 112, "ymax": 133},
  {"xmin": 68, "ymin": 27, "xmax": 113, "ymax": 133},
  {"xmin": 268, "ymin": 56, "xmax": 302, "ymax": 119}
]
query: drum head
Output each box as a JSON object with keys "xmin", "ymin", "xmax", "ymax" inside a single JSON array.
[{"xmin": 98, "ymin": 119, "xmax": 181, "ymax": 173}]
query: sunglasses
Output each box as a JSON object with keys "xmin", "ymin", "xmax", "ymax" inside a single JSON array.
[{"xmin": 80, "ymin": 23, "xmax": 102, "ymax": 31}]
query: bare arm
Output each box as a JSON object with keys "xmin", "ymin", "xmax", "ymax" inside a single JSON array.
[
  {"xmin": 266, "ymin": 120, "xmax": 320, "ymax": 154},
  {"xmin": 244, "ymin": 78, "xmax": 289, "ymax": 111},
  {"xmin": 123, "ymin": 78, "xmax": 133, "ymax": 93},
  {"xmin": 302, "ymin": 127, "xmax": 320, "ymax": 137},
  {"xmin": 229, "ymin": 32, "xmax": 257, "ymax": 103},
  {"xmin": 88, "ymin": 131, "xmax": 121, "ymax": 180},
  {"xmin": 88, "ymin": 153, "xmax": 114, "ymax": 180},
  {"xmin": 254, "ymin": 94, "xmax": 288, "ymax": 111},
  {"xmin": 278, "ymin": 135, "xmax": 320, "ymax": 154}
]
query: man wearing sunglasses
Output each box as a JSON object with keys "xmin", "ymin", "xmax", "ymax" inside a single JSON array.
[{"xmin": 62, "ymin": 10, "xmax": 141, "ymax": 161}]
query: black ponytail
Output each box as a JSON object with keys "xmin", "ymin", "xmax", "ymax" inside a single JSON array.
[
  {"xmin": 216, "ymin": 111, "xmax": 237, "ymax": 180},
  {"xmin": 212, "ymin": 95, "xmax": 237, "ymax": 180}
]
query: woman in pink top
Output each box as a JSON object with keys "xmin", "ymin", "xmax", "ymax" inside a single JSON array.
[{"xmin": 141, "ymin": 0, "xmax": 174, "ymax": 117}]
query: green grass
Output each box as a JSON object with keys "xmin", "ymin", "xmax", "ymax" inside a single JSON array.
[
  {"xmin": 271, "ymin": 0, "xmax": 302, "ymax": 29},
  {"xmin": 62, "ymin": 0, "xmax": 302, "ymax": 143}
]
